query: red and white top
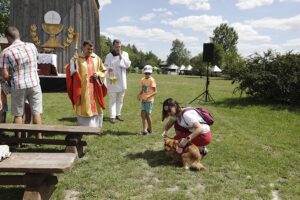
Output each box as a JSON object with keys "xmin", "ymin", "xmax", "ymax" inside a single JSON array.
[{"xmin": 0, "ymin": 39, "xmax": 40, "ymax": 89}]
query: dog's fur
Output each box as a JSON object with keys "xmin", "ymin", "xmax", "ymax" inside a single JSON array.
[{"xmin": 164, "ymin": 138, "xmax": 206, "ymax": 171}]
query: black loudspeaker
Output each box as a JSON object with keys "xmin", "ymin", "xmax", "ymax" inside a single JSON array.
[{"xmin": 203, "ymin": 43, "xmax": 214, "ymax": 62}]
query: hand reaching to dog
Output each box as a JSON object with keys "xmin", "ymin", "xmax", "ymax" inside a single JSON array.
[
  {"xmin": 179, "ymin": 138, "xmax": 189, "ymax": 148},
  {"xmin": 161, "ymin": 130, "xmax": 167, "ymax": 137}
]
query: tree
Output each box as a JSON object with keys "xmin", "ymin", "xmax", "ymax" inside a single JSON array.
[
  {"xmin": 210, "ymin": 23, "xmax": 238, "ymax": 53},
  {"xmin": 99, "ymin": 35, "xmax": 110, "ymax": 61},
  {"xmin": 223, "ymin": 51, "xmax": 245, "ymax": 79},
  {"xmin": 145, "ymin": 51, "xmax": 160, "ymax": 68},
  {"xmin": 211, "ymin": 43, "xmax": 225, "ymax": 67},
  {"xmin": 234, "ymin": 50, "xmax": 300, "ymax": 104},
  {"xmin": 167, "ymin": 39, "xmax": 190, "ymax": 66},
  {"xmin": 190, "ymin": 53, "xmax": 206, "ymax": 76},
  {"xmin": 0, "ymin": 0, "xmax": 10, "ymax": 35}
]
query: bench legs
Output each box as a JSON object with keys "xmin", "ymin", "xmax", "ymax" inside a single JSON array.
[
  {"xmin": 65, "ymin": 134, "xmax": 85, "ymax": 158},
  {"xmin": 0, "ymin": 173, "xmax": 58, "ymax": 200},
  {"xmin": 23, "ymin": 173, "xmax": 57, "ymax": 200}
]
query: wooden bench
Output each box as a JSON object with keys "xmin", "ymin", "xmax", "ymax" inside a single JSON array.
[
  {"xmin": 0, "ymin": 152, "xmax": 76, "ymax": 200},
  {"xmin": 0, "ymin": 123, "xmax": 101, "ymax": 157}
]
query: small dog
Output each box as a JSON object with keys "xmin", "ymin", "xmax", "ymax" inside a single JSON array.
[{"xmin": 164, "ymin": 138, "xmax": 206, "ymax": 171}]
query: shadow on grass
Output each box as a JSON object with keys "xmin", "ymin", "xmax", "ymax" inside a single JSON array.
[
  {"xmin": 58, "ymin": 117, "xmax": 77, "ymax": 123},
  {"xmin": 214, "ymin": 97, "xmax": 300, "ymax": 113},
  {"xmin": 0, "ymin": 187, "xmax": 23, "ymax": 199},
  {"xmin": 101, "ymin": 129, "xmax": 137, "ymax": 136},
  {"xmin": 9, "ymin": 145, "xmax": 64, "ymax": 153},
  {"xmin": 126, "ymin": 150, "xmax": 177, "ymax": 168}
]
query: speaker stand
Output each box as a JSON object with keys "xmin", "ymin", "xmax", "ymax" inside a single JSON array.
[{"xmin": 189, "ymin": 63, "xmax": 215, "ymax": 104}]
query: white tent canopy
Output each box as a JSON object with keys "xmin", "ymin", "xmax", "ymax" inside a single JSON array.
[
  {"xmin": 168, "ymin": 64, "xmax": 179, "ymax": 70},
  {"xmin": 179, "ymin": 65, "xmax": 185, "ymax": 71},
  {"xmin": 186, "ymin": 65, "xmax": 193, "ymax": 71},
  {"xmin": 212, "ymin": 65, "xmax": 222, "ymax": 72}
]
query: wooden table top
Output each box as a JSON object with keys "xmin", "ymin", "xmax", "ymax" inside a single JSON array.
[
  {"xmin": 0, "ymin": 123, "xmax": 101, "ymax": 135},
  {"xmin": 0, "ymin": 153, "xmax": 77, "ymax": 173}
]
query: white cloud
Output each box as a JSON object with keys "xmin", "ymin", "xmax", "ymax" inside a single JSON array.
[
  {"xmin": 279, "ymin": 0, "xmax": 300, "ymax": 2},
  {"xmin": 162, "ymin": 15, "xmax": 226, "ymax": 35},
  {"xmin": 247, "ymin": 15, "xmax": 300, "ymax": 31},
  {"xmin": 169, "ymin": 0, "xmax": 210, "ymax": 10},
  {"xmin": 283, "ymin": 38, "xmax": 300, "ymax": 46},
  {"xmin": 105, "ymin": 26, "xmax": 199, "ymax": 43},
  {"xmin": 232, "ymin": 23, "xmax": 271, "ymax": 42},
  {"xmin": 100, "ymin": 31, "xmax": 115, "ymax": 40},
  {"xmin": 153, "ymin": 8, "xmax": 174, "ymax": 16},
  {"xmin": 235, "ymin": 0, "xmax": 274, "ymax": 10},
  {"xmin": 238, "ymin": 43, "xmax": 282, "ymax": 57},
  {"xmin": 118, "ymin": 16, "xmax": 132, "ymax": 23},
  {"xmin": 140, "ymin": 13, "xmax": 156, "ymax": 22},
  {"xmin": 99, "ymin": 0, "xmax": 111, "ymax": 10}
]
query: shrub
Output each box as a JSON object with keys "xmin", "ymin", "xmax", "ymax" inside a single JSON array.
[{"xmin": 234, "ymin": 50, "xmax": 300, "ymax": 104}]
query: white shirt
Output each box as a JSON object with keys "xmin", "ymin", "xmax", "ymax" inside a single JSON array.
[
  {"xmin": 177, "ymin": 110, "xmax": 210, "ymax": 134},
  {"xmin": 104, "ymin": 51, "xmax": 131, "ymax": 93}
]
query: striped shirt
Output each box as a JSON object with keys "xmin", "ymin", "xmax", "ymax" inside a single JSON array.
[{"xmin": 0, "ymin": 39, "xmax": 40, "ymax": 89}]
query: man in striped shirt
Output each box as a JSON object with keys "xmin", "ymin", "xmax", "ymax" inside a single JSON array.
[{"xmin": 0, "ymin": 26, "xmax": 43, "ymax": 140}]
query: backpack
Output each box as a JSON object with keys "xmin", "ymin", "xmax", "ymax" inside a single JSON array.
[{"xmin": 182, "ymin": 107, "xmax": 214, "ymax": 125}]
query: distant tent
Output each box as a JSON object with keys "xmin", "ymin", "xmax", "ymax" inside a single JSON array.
[
  {"xmin": 168, "ymin": 64, "xmax": 179, "ymax": 70},
  {"xmin": 211, "ymin": 65, "xmax": 222, "ymax": 76},
  {"xmin": 179, "ymin": 65, "xmax": 185, "ymax": 71},
  {"xmin": 212, "ymin": 65, "xmax": 222, "ymax": 72},
  {"xmin": 166, "ymin": 64, "xmax": 179, "ymax": 75},
  {"xmin": 186, "ymin": 65, "xmax": 193, "ymax": 71}
]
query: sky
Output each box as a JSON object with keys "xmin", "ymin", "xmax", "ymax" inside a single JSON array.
[{"xmin": 99, "ymin": 0, "xmax": 300, "ymax": 61}]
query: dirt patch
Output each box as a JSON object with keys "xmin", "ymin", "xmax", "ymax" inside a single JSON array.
[
  {"xmin": 64, "ymin": 190, "xmax": 80, "ymax": 200},
  {"xmin": 166, "ymin": 185, "xmax": 179, "ymax": 192}
]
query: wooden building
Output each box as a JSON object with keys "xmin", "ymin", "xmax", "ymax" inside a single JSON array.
[{"xmin": 9, "ymin": 0, "xmax": 100, "ymax": 73}]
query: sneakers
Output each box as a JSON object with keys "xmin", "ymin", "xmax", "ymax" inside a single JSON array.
[
  {"xmin": 138, "ymin": 128, "xmax": 153, "ymax": 135},
  {"xmin": 200, "ymin": 147, "xmax": 208, "ymax": 157},
  {"xmin": 109, "ymin": 118, "xmax": 116, "ymax": 124},
  {"xmin": 147, "ymin": 128, "xmax": 152, "ymax": 134},
  {"xmin": 116, "ymin": 116, "xmax": 124, "ymax": 121},
  {"xmin": 139, "ymin": 130, "xmax": 149, "ymax": 135}
]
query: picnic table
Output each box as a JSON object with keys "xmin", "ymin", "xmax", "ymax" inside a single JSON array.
[
  {"xmin": 0, "ymin": 152, "xmax": 76, "ymax": 200},
  {"xmin": 0, "ymin": 123, "xmax": 101, "ymax": 157}
]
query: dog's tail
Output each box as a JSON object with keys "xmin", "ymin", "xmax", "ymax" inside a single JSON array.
[{"xmin": 191, "ymin": 162, "xmax": 206, "ymax": 171}]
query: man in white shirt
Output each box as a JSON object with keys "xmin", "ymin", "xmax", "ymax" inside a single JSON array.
[{"xmin": 104, "ymin": 39, "xmax": 131, "ymax": 124}]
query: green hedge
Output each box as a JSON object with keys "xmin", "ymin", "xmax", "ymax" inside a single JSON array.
[{"xmin": 234, "ymin": 50, "xmax": 300, "ymax": 104}]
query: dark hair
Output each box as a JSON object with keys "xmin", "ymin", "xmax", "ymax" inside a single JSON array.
[
  {"xmin": 162, "ymin": 98, "xmax": 181, "ymax": 121},
  {"xmin": 113, "ymin": 39, "xmax": 121, "ymax": 45},
  {"xmin": 83, "ymin": 40, "xmax": 94, "ymax": 47},
  {"xmin": 4, "ymin": 26, "xmax": 20, "ymax": 40}
]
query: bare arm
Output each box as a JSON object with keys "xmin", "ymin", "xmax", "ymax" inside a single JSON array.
[
  {"xmin": 2, "ymin": 68, "xmax": 9, "ymax": 80},
  {"xmin": 162, "ymin": 118, "xmax": 176, "ymax": 137}
]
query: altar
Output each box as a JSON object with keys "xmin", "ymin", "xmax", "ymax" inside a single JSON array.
[
  {"xmin": 37, "ymin": 53, "xmax": 58, "ymax": 76},
  {"xmin": 37, "ymin": 53, "xmax": 66, "ymax": 92}
]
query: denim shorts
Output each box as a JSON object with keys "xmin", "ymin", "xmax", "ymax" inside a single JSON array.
[{"xmin": 141, "ymin": 101, "xmax": 153, "ymax": 114}]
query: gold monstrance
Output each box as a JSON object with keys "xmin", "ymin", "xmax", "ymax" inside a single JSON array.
[{"xmin": 42, "ymin": 11, "xmax": 64, "ymax": 48}]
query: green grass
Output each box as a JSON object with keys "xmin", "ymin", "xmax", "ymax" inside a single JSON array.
[{"xmin": 1, "ymin": 73, "xmax": 299, "ymax": 200}]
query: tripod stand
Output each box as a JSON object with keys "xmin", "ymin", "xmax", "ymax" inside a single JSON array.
[{"xmin": 189, "ymin": 62, "xmax": 215, "ymax": 104}]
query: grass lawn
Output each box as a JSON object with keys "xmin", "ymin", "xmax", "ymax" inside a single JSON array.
[{"xmin": 0, "ymin": 73, "xmax": 299, "ymax": 200}]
